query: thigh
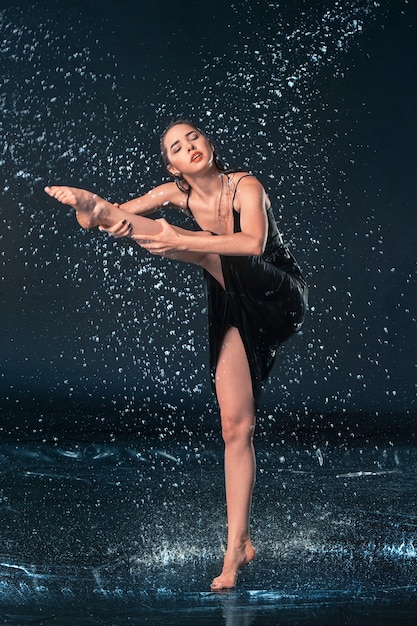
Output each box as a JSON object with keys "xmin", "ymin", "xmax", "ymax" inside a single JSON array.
[
  {"xmin": 215, "ymin": 326, "xmax": 255, "ymax": 418},
  {"xmin": 164, "ymin": 249, "xmax": 225, "ymax": 288}
]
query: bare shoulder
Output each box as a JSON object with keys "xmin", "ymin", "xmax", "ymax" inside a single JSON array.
[
  {"xmin": 230, "ymin": 172, "xmax": 270, "ymax": 210},
  {"xmin": 230, "ymin": 171, "xmax": 257, "ymax": 184}
]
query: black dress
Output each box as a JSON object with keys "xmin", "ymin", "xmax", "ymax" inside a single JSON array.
[{"xmin": 188, "ymin": 174, "xmax": 308, "ymax": 401}]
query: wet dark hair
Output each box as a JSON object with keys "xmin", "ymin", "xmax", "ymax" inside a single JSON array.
[{"xmin": 160, "ymin": 118, "xmax": 226, "ymax": 192}]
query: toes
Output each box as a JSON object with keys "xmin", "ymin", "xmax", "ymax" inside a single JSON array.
[{"xmin": 210, "ymin": 575, "xmax": 236, "ymax": 591}]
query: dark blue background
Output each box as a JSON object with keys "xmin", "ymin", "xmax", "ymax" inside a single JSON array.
[
  {"xmin": 1, "ymin": 0, "xmax": 416, "ymax": 437},
  {"xmin": 1, "ymin": 4, "xmax": 417, "ymax": 623}
]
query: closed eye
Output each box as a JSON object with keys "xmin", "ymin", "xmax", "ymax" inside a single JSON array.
[{"xmin": 170, "ymin": 131, "xmax": 200, "ymax": 154}]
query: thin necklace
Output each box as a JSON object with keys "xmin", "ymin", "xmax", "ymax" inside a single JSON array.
[{"xmin": 217, "ymin": 173, "xmax": 233, "ymax": 223}]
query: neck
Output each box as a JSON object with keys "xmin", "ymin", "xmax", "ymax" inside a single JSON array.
[{"xmin": 183, "ymin": 167, "xmax": 224, "ymax": 199}]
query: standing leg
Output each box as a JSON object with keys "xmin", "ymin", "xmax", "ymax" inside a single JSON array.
[{"xmin": 211, "ymin": 326, "xmax": 256, "ymax": 590}]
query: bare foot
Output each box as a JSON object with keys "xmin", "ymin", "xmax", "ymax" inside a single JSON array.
[
  {"xmin": 45, "ymin": 186, "xmax": 109, "ymax": 229},
  {"xmin": 210, "ymin": 541, "xmax": 256, "ymax": 591}
]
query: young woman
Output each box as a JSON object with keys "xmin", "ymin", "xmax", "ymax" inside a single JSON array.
[{"xmin": 45, "ymin": 119, "xmax": 308, "ymax": 590}]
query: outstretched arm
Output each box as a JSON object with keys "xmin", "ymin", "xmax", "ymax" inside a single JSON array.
[
  {"xmin": 98, "ymin": 181, "xmax": 188, "ymax": 237},
  {"xmin": 118, "ymin": 182, "xmax": 187, "ymax": 215},
  {"xmin": 135, "ymin": 177, "xmax": 269, "ymax": 257}
]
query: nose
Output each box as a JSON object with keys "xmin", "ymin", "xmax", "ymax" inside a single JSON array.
[{"xmin": 187, "ymin": 140, "xmax": 196, "ymax": 151}]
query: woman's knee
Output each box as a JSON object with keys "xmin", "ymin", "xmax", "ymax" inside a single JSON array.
[{"xmin": 220, "ymin": 410, "xmax": 255, "ymax": 446}]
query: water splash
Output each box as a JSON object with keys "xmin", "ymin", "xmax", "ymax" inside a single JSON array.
[{"xmin": 1, "ymin": 1, "xmax": 415, "ymax": 435}]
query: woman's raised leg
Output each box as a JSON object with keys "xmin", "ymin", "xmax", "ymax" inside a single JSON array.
[
  {"xmin": 45, "ymin": 185, "xmax": 226, "ymax": 286},
  {"xmin": 45, "ymin": 186, "xmax": 163, "ymax": 235},
  {"xmin": 211, "ymin": 326, "xmax": 256, "ymax": 590}
]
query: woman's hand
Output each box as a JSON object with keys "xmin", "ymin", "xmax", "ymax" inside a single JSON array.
[
  {"xmin": 98, "ymin": 217, "xmax": 133, "ymax": 238},
  {"xmin": 131, "ymin": 218, "xmax": 183, "ymax": 256}
]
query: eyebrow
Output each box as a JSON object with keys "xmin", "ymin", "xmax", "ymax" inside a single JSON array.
[{"xmin": 169, "ymin": 130, "xmax": 198, "ymax": 151}]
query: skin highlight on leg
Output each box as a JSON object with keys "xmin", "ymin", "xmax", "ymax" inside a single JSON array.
[
  {"xmin": 45, "ymin": 186, "xmax": 226, "ymax": 287},
  {"xmin": 211, "ymin": 326, "xmax": 256, "ymax": 590},
  {"xmin": 45, "ymin": 186, "xmax": 163, "ymax": 235}
]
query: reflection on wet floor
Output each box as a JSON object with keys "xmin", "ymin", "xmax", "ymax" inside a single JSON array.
[{"xmin": 0, "ymin": 430, "xmax": 416, "ymax": 624}]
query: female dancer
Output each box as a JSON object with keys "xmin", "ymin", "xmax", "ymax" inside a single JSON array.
[{"xmin": 45, "ymin": 119, "xmax": 308, "ymax": 590}]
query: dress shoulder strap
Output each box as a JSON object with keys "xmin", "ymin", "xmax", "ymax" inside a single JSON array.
[
  {"xmin": 231, "ymin": 173, "xmax": 254, "ymax": 207},
  {"xmin": 185, "ymin": 187, "xmax": 192, "ymax": 215}
]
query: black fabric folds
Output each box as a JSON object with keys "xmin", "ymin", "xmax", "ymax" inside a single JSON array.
[{"xmin": 204, "ymin": 202, "xmax": 308, "ymax": 402}]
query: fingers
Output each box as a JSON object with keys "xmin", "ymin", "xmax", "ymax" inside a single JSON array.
[
  {"xmin": 132, "ymin": 239, "xmax": 165, "ymax": 255},
  {"xmin": 98, "ymin": 219, "xmax": 133, "ymax": 238}
]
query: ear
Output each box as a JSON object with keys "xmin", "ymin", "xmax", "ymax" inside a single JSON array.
[{"xmin": 167, "ymin": 164, "xmax": 182, "ymax": 177}]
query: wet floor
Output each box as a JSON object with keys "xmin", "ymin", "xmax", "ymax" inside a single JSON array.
[{"xmin": 1, "ymin": 426, "xmax": 416, "ymax": 624}]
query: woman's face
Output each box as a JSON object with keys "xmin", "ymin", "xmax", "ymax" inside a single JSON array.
[{"xmin": 162, "ymin": 123, "xmax": 214, "ymax": 176}]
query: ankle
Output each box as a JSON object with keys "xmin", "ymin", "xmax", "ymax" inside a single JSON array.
[
  {"xmin": 227, "ymin": 536, "xmax": 252, "ymax": 552},
  {"xmin": 93, "ymin": 198, "xmax": 110, "ymax": 225}
]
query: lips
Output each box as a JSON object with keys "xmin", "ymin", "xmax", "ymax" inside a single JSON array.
[{"xmin": 191, "ymin": 151, "xmax": 203, "ymax": 163}]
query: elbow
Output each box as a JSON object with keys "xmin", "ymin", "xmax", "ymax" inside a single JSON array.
[{"xmin": 252, "ymin": 238, "xmax": 266, "ymax": 256}]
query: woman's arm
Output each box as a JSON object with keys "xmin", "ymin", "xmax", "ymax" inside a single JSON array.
[
  {"xmin": 98, "ymin": 181, "xmax": 187, "ymax": 237},
  {"xmin": 136, "ymin": 177, "xmax": 269, "ymax": 257},
  {"xmin": 119, "ymin": 182, "xmax": 186, "ymax": 215}
]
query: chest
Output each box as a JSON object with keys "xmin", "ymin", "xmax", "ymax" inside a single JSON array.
[{"xmin": 187, "ymin": 179, "xmax": 239, "ymax": 234}]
